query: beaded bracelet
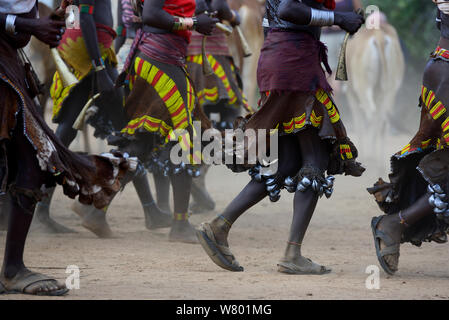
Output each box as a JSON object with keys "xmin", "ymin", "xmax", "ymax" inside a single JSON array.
[
  {"xmin": 172, "ymin": 16, "xmax": 198, "ymax": 31},
  {"xmin": 79, "ymin": 4, "xmax": 94, "ymax": 15},
  {"xmin": 92, "ymin": 58, "xmax": 106, "ymax": 72}
]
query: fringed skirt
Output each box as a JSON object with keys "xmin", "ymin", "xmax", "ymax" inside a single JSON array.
[{"xmin": 0, "ymin": 38, "xmax": 132, "ymax": 210}]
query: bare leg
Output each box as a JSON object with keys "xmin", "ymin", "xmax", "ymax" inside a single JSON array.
[
  {"xmin": 373, "ymin": 194, "xmax": 434, "ymax": 272},
  {"xmin": 33, "ymin": 84, "xmax": 89, "ymax": 233},
  {"xmin": 1, "ymin": 122, "xmax": 67, "ymax": 295},
  {"xmin": 33, "ymin": 186, "xmax": 76, "ymax": 233},
  {"xmin": 168, "ymin": 171, "xmax": 198, "ymax": 243},
  {"xmin": 153, "ymin": 171, "xmax": 171, "ymax": 213},
  {"xmin": 211, "ymin": 135, "xmax": 302, "ymax": 245},
  {"xmin": 35, "ymin": 63, "xmax": 123, "ymax": 233},
  {"xmin": 278, "ymin": 128, "xmax": 331, "ymax": 275},
  {"xmin": 0, "ymin": 194, "xmax": 9, "ymax": 231},
  {"xmin": 190, "ymin": 165, "xmax": 216, "ymax": 213},
  {"xmin": 196, "ymin": 135, "xmax": 302, "ymax": 271},
  {"xmin": 133, "ymin": 169, "xmax": 172, "ymax": 230}
]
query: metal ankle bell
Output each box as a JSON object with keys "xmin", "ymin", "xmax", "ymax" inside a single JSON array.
[
  {"xmin": 284, "ymin": 176, "xmax": 297, "ymax": 193},
  {"xmin": 434, "ymin": 197, "xmax": 447, "ymax": 210}
]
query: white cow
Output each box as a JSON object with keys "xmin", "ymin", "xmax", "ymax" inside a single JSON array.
[{"xmin": 345, "ymin": 12, "xmax": 405, "ymax": 172}]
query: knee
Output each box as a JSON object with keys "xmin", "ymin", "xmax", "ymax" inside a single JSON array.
[{"xmin": 8, "ymin": 184, "xmax": 44, "ymax": 214}]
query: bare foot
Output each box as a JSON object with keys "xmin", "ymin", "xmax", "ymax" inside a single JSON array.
[
  {"xmin": 71, "ymin": 201, "xmax": 89, "ymax": 219},
  {"xmin": 81, "ymin": 208, "xmax": 115, "ymax": 238},
  {"xmin": 33, "ymin": 206, "xmax": 76, "ymax": 234},
  {"xmin": 169, "ymin": 220, "xmax": 198, "ymax": 244},
  {"xmin": 143, "ymin": 203, "xmax": 172, "ymax": 230}
]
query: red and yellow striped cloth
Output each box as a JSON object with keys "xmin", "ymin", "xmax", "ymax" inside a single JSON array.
[
  {"xmin": 397, "ymin": 85, "xmax": 449, "ymax": 157},
  {"xmin": 186, "ymin": 54, "xmax": 252, "ymax": 113},
  {"xmin": 121, "ymin": 57, "xmax": 202, "ymax": 164}
]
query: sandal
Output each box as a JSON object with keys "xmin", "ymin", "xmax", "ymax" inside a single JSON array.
[{"xmin": 196, "ymin": 223, "xmax": 244, "ymax": 272}]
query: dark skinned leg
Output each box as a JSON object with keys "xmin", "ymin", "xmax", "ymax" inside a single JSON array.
[
  {"xmin": 1, "ymin": 123, "xmax": 67, "ymax": 295},
  {"xmin": 374, "ymin": 194, "xmax": 434, "ymax": 271},
  {"xmin": 153, "ymin": 171, "xmax": 171, "ymax": 213},
  {"xmin": 190, "ymin": 101, "xmax": 241, "ymax": 213},
  {"xmin": 279, "ymin": 128, "xmax": 331, "ymax": 274},
  {"xmin": 132, "ymin": 169, "xmax": 172, "ymax": 230},
  {"xmin": 190, "ymin": 165, "xmax": 215, "ymax": 212},
  {"xmin": 168, "ymin": 171, "xmax": 198, "ymax": 243},
  {"xmin": 208, "ymin": 135, "xmax": 302, "ymax": 248},
  {"xmin": 33, "ymin": 87, "xmax": 89, "ymax": 233},
  {"xmin": 76, "ymin": 159, "xmax": 172, "ymax": 237},
  {"xmin": 0, "ymin": 194, "xmax": 9, "ymax": 231}
]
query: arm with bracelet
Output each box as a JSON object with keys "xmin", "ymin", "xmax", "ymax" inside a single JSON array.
[
  {"xmin": 78, "ymin": 0, "xmax": 113, "ymax": 93},
  {"xmin": 0, "ymin": 7, "xmax": 65, "ymax": 48},
  {"xmin": 143, "ymin": 0, "xmax": 218, "ymax": 35},
  {"xmin": 278, "ymin": 0, "xmax": 363, "ymax": 34}
]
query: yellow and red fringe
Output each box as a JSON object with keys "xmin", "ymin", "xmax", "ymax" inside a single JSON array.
[{"xmin": 187, "ymin": 54, "xmax": 238, "ymax": 106}]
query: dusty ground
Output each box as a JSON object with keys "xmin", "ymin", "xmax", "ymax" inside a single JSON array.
[{"xmin": 1, "ymin": 133, "xmax": 449, "ymax": 300}]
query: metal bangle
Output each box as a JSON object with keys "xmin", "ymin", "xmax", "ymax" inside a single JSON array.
[
  {"xmin": 192, "ymin": 16, "xmax": 198, "ymax": 30},
  {"xmin": 309, "ymin": 8, "xmax": 334, "ymax": 26},
  {"xmin": 5, "ymin": 15, "xmax": 17, "ymax": 35}
]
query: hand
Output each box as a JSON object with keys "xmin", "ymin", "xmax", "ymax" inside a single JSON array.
[
  {"xmin": 30, "ymin": 17, "xmax": 66, "ymax": 47},
  {"xmin": 96, "ymin": 69, "xmax": 115, "ymax": 94},
  {"xmin": 195, "ymin": 13, "xmax": 219, "ymax": 35},
  {"xmin": 334, "ymin": 11, "xmax": 364, "ymax": 34}
]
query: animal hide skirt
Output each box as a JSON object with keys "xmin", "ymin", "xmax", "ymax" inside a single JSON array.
[{"xmin": 0, "ymin": 35, "xmax": 133, "ymax": 210}]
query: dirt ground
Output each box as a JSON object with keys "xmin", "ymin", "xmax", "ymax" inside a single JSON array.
[{"xmin": 1, "ymin": 133, "xmax": 449, "ymax": 300}]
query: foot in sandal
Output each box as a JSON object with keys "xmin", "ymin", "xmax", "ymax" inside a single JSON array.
[
  {"xmin": 196, "ymin": 216, "xmax": 243, "ymax": 272},
  {"xmin": 371, "ymin": 215, "xmax": 403, "ymax": 275},
  {"xmin": 0, "ymin": 268, "xmax": 68, "ymax": 296},
  {"xmin": 278, "ymin": 242, "xmax": 331, "ymax": 275}
]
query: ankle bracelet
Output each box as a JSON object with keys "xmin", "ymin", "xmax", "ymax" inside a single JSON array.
[
  {"xmin": 287, "ymin": 241, "xmax": 302, "ymax": 247},
  {"xmin": 175, "ymin": 213, "xmax": 189, "ymax": 221},
  {"xmin": 217, "ymin": 215, "xmax": 232, "ymax": 227}
]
